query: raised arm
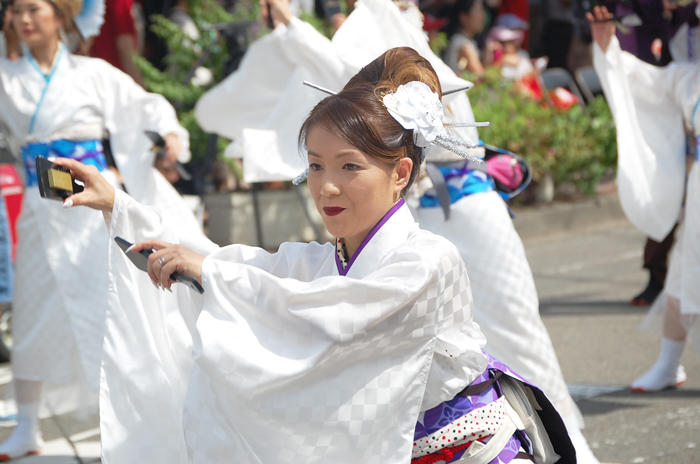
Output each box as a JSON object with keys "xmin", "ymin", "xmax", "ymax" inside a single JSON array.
[
  {"xmin": 54, "ymin": 158, "xmax": 218, "ymax": 283},
  {"xmin": 92, "ymin": 60, "xmax": 189, "ymax": 197},
  {"xmin": 194, "ymin": 4, "xmax": 346, "ymax": 140},
  {"xmin": 53, "ymin": 158, "xmax": 116, "ymax": 213},
  {"xmin": 586, "ymin": 6, "xmax": 616, "ymax": 54},
  {"xmin": 589, "ymin": 8, "xmax": 691, "ymax": 241}
]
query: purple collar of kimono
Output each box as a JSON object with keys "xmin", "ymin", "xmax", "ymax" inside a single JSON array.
[{"xmin": 335, "ymin": 198, "xmax": 406, "ymax": 276}]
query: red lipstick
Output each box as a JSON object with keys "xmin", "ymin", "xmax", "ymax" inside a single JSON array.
[{"xmin": 323, "ymin": 207, "xmax": 345, "ymax": 216}]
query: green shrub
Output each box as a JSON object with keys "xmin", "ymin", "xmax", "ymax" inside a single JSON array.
[
  {"xmin": 135, "ymin": 0, "xmax": 260, "ymax": 162},
  {"xmin": 467, "ymin": 68, "xmax": 617, "ymax": 196}
]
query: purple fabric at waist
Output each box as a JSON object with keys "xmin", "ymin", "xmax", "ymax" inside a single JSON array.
[{"xmin": 413, "ymin": 352, "xmax": 532, "ymax": 463}]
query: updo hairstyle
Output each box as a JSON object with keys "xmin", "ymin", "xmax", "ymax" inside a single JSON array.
[{"xmin": 299, "ymin": 47, "xmax": 442, "ymax": 195}]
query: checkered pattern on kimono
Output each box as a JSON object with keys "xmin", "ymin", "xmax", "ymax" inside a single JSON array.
[
  {"xmin": 413, "ymin": 191, "xmax": 572, "ymax": 409},
  {"xmin": 181, "ymin": 234, "xmax": 472, "ymax": 464},
  {"xmin": 436, "ymin": 256, "xmax": 472, "ymax": 337},
  {"xmin": 12, "ymin": 228, "xmax": 82, "ymax": 384},
  {"xmin": 100, "ymin": 260, "xmax": 192, "ymax": 464},
  {"xmin": 103, "ymin": 381, "xmax": 188, "ymax": 463},
  {"xmin": 12, "ymin": 196, "xmax": 109, "ymax": 389}
]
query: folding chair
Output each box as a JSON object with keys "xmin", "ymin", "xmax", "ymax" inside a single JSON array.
[
  {"xmin": 574, "ymin": 66, "xmax": 603, "ymax": 104},
  {"xmin": 539, "ymin": 68, "xmax": 586, "ymax": 110}
]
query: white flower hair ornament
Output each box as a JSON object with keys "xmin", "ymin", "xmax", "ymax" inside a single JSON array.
[
  {"xmin": 292, "ymin": 80, "xmax": 488, "ymax": 185},
  {"xmin": 381, "ymin": 81, "xmax": 485, "ymax": 164},
  {"xmin": 382, "ymin": 81, "xmax": 444, "ymax": 153}
]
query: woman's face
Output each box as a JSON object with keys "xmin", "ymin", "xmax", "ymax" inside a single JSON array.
[
  {"xmin": 11, "ymin": 0, "xmax": 62, "ymax": 50},
  {"xmin": 306, "ymin": 125, "xmax": 411, "ymax": 250},
  {"xmin": 460, "ymin": 0, "xmax": 485, "ymax": 36},
  {"xmin": 502, "ymin": 40, "xmax": 518, "ymax": 54}
]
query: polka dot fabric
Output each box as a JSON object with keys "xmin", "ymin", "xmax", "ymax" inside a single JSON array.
[
  {"xmin": 413, "ymin": 354, "xmax": 535, "ymax": 464},
  {"xmin": 412, "ymin": 396, "xmax": 507, "ymax": 458}
]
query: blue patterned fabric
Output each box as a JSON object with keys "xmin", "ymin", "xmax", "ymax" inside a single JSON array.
[
  {"xmin": 413, "ymin": 353, "xmax": 532, "ymax": 463},
  {"xmin": 22, "ymin": 139, "xmax": 107, "ymax": 186},
  {"xmin": 419, "ymin": 164, "xmax": 500, "ymax": 208},
  {"xmin": 0, "ymin": 197, "xmax": 12, "ymax": 304}
]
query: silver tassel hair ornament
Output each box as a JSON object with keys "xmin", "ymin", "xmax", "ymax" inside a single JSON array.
[{"xmin": 293, "ymin": 80, "xmax": 490, "ymax": 183}]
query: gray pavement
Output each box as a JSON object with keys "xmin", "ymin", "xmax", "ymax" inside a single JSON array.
[
  {"xmin": 524, "ymin": 219, "xmax": 700, "ymax": 464},
  {"xmin": 0, "ymin": 367, "xmax": 100, "ymax": 463}
]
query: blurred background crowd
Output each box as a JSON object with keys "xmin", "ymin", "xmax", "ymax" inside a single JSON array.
[
  {"xmin": 1, "ymin": 0, "xmax": 700, "ymax": 316},
  {"xmin": 0, "ymin": 1, "xmax": 698, "ymax": 461},
  {"xmin": 0, "ymin": 0, "xmax": 697, "ymax": 309},
  {"xmin": 3, "ymin": 0, "xmax": 697, "ymax": 202}
]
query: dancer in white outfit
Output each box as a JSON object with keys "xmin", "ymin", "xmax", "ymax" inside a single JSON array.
[
  {"xmin": 0, "ymin": 0, "xmax": 199, "ymax": 459},
  {"xmin": 57, "ymin": 47, "xmax": 575, "ymax": 464},
  {"xmin": 194, "ymin": 0, "xmax": 600, "ymax": 461},
  {"xmin": 590, "ymin": 5, "xmax": 700, "ymax": 392}
]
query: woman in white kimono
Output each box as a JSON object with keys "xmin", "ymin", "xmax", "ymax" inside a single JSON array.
[
  {"xmin": 58, "ymin": 47, "xmax": 574, "ymax": 464},
  {"xmin": 0, "ymin": 0, "xmax": 198, "ymax": 459},
  {"xmin": 589, "ymin": 6, "xmax": 700, "ymax": 392},
  {"xmin": 195, "ymin": 1, "xmax": 600, "ymax": 462}
]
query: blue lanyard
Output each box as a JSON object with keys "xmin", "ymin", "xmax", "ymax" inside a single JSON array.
[{"xmin": 27, "ymin": 44, "xmax": 65, "ymax": 135}]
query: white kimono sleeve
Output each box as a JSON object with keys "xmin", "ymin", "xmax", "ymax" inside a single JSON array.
[
  {"xmin": 185, "ymin": 241, "xmax": 454, "ymax": 463},
  {"xmin": 194, "ymin": 18, "xmax": 348, "ymax": 182},
  {"xmin": 593, "ymin": 38, "xmax": 696, "ymax": 240},
  {"xmin": 100, "ymin": 190, "xmax": 215, "ymax": 464},
  {"xmin": 100, "ymin": 195, "xmax": 473, "ymax": 462},
  {"xmin": 92, "ymin": 60, "xmax": 190, "ymax": 200},
  {"xmin": 194, "ymin": 18, "xmax": 346, "ymax": 141}
]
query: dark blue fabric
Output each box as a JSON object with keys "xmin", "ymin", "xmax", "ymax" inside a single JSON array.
[{"xmin": 0, "ymin": 197, "xmax": 13, "ymax": 304}]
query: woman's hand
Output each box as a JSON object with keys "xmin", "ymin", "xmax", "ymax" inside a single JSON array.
[
  {"xmin": 331, "ymin": 12, "xmax": 346, "ymax": 32},
  {"xmin": 51, "ymin": 158, "xmax": 116, "ymax": 212},
  {"xmin": 262, "ymin": 0, "xmax": 294, "ymax": 28},
  {"xmin": 154, "ymin": 133, "xmax": 182, "ymax": 184},
  {"xmin": 154, "ymin": 158, "xmax": 180, "ymax": 184},
  {"xmin": 2, "ymin": 10, "xmax": 20, "ymax": 60},
  {"xmin": 162, "ymin": 132, "xmax": 181, "ymax": 164},
  {"xmin": 130, "ymin": 240, "xmax": 205, "ymax": 289},
  {"xmin": 586, "ymin": 6, "xmax": 615, "ymax": 54}
]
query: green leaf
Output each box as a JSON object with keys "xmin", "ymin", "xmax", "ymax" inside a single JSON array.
[
  {"xmin": 136, "ymin": 0, "xmax": 261, "ymax": 163},
  {"xmin": 467, "ymin": 70, "xmax": 617, "ymax": 197}
]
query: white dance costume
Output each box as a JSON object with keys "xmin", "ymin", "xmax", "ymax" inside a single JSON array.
[
  {"xmin": 594, "ymin": 37, "xmax": 700, "ymax": 359},
  {"xmin": 0, "ymin": 46, "xmax": 198, "ymax": 398},
  {"xmin": 196, "ymin": 0, "xmax": 588, "ymax": 440}
]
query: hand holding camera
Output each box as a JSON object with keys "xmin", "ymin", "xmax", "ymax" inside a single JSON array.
[
  {"xmin": 1, "ymin": 3, "xmax": 20, "ymax": 59},
  {"xmin": 38, "ymin": 157, "xmax": 116, "ymax": 213}
]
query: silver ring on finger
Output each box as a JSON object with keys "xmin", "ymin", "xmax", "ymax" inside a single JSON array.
[{"xmin": 158, "ymin": 256, "xmax": 166, "ymax": 266}]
